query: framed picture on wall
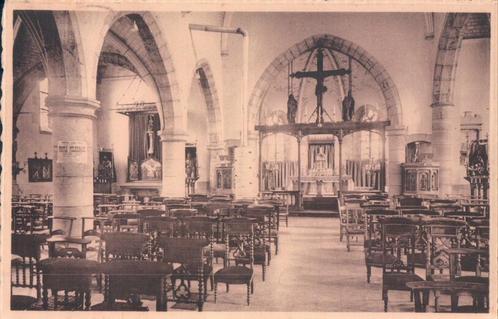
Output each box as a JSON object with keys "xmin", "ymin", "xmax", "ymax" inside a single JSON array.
[
  {"xmin": 98, "ymin": 150, "xmax": 116, "ymax": 182},
  {"xmin": 28, "ymin": 156, "xmax": 53, "ymax": 182},
  {"xmin": 128, "ymin": 158, "xmax": 140, "ymax": 181}
]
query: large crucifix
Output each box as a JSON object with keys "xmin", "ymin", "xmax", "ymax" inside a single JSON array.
[{"xmin": 290, "ymin": 48, "xmax": 351, "ymax": 124}]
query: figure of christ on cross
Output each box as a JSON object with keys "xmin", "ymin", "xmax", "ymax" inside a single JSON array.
[{"xmin": 290, "ymin": 48, "xmax": 351, "ymax": 124}]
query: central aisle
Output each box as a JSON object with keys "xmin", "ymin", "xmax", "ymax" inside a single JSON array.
[{"xmin": 204, "ymin": 217, "xmax": 415, "ymax": 312}]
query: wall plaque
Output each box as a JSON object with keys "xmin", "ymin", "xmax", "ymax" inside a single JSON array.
[{"xmin": 56, "ymin": 141, "xmax": 87, "ymax": 164}]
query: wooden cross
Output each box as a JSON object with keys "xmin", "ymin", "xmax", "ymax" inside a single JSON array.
[{"xmin": 290, "ymin": 48, "xmax": 351, "ymax": 124}]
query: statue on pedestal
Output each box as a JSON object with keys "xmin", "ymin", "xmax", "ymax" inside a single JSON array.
[
  {"xmin": 342, "ymin": 89, "xmax": 355, "ymax": 121},
  {"xmin": 287, "ymin": 94, "xmax": 298, "ymax": 124},
  {"xmin": 141, "ymin": 114, "xmax": 162, "ymax": 180}
]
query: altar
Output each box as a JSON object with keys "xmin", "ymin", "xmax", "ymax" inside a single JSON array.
[{"xmin": 294, "ymin": 171, "xmax": 353, "ymax": 196}]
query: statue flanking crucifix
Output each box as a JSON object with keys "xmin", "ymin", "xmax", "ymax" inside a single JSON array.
[{"xmin": 290, "ymin": 48, "xmax": 354, "ymax": 124}]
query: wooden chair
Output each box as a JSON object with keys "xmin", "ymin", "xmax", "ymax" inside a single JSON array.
[
  {"xmin": 339, "ymin": 200, "xmax": 366, "ymax": 252},
  {"xmin": 364, "ymin": 209, "xmax": 398, "ymax": 283},
  {"xmin": 12, "ymin": 205, "xmax": 36, "ymax": 234},
  {"xmin": 39, "ymin": 258, "xmax": 99, "ymax": 310},
  {"xmin": 136, "ymin": 209, "xmax": 165, "ymax": 232},
  {"xmin": 381, "ymin": 216, "xmax": 424, "ymax": 312},
  {"xmin": 183, "ymin": 218, "xmax": 217, "ymax": 296},
  {"xmin": 420, "ymin": 218, "xmax": 469, "ymax": 310},
  {"xmin": 422, "ymin": 218, "xmax": 467, "ymax": 281},
  {"xmin": 228, "ymin": 216, "xmax": 268, "ymax": 281},
  {"xmin": 158, "ymin": 238, "xmax": 209, "ymax": 311},
  {"xmin": 11, "ymin": 234, "xmax": 47, "ymax": 309},
  {"xmin": 94, "ymin": 260, "xmax": 172, "ymax": 311},
  {"xmin": 112, "ymin": 212, "xmax": 140, "ymax": 232},
  {"xmin": 259, "ymin": 197, "xmax": 289, "ymax": 229},
  {"xmin": 101, "ymin": 232, "xmax": 149, "ymax": 262},
  {"xmin": 214, "ymin": 218, "xmax": 255, "ymax": 306},
  {"xmin": 246, "ymin": 204, "xmax": 278, "ymax": 255}
]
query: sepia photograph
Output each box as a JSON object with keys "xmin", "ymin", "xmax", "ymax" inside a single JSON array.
[{"xmin": 1, "ymin": 0, "xmax": 496, "ymax": 317}]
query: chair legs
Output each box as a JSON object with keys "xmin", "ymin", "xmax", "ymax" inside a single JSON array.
[
  {"xmin": 383, "ymin": 290, "xmax": 388, "ymax": 312},
  {"xmin": 214, "ymin": 282, "xmax": 217, "ymax": 303},
  {"xmin": 213, "ymin": 280, "xmax": 253, "ymax": 306},
  {"xmin": 247, "ymin": 283, "xmax": 250, "ymax": 306},
  {"xmin": 366, "ymin": 266, "xmax": 371, "ymax": 283}
]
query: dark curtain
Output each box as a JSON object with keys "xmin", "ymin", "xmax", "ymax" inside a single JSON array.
[{"xmin": 129, "ymin": 113, "xmax": 162, "ymax": 166}]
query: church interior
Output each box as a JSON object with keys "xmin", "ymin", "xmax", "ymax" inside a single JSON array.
[{"xmin": 7, "ymin": 9, "xmax": 493, "ymax": 313}]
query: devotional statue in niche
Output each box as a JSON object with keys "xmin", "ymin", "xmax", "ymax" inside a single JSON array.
[
  {"xmin": 315, "ymin": 146, "xmax": 327, "ymax": 170},
  {"xmin": 141, "ymin": 114, "xmax": 162, "ymax": 180}
]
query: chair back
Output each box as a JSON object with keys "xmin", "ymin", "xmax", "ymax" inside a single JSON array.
[
  {"xmin": 137, "ymin": 209, "xmax": 165, "ymax": 232},
  {"xmin": 224, "ymin": 218, "xmax": 255, "ymax": 268},
  {"xmin": 206, "ymin": 202, "xmax": 233, "ymax": 216},
  {"xmin": 170, "ymin": 208, "xmax": 197, "ymax": 219},
  {"xmin": 101, "ymin": 232, "xmax": 149, "ymax": 260},
  {"xmin": 167, "ymin": 203, "xmax": 192, "ymax": 210},
  {"xmin": 143, "ymin": 216, "xmax": 177, "ymax": 237},
  {"xmin": 12, "ymin": 206, "xmax": 35, "ymax": 234},
  {"xmin": 380, "ymin": 217, "xmax": 418, "ymax": 274},
  {"xmin": 397, "ymin": 196, "xmax": 424, "ymax": 207},
  {"xmin": 422, "ymin": 218, "xmax": 467, "ymax": 278},
  {"xmin": 99, "ymin": 260, "xmax": 172, "ymax": 310},
  {"xmin": 159, "ymin": 237, "xmax": 208, "ymax": 265},
  {"xmin": 11, "ymin": 234, "xmax": 46, "ymax": 297},
  {"xmin": 184, "ymin": 218, "xmax": 215, "ymax": 238},
  {"xmin": 112, "ymin": 212, "xmax": 140, "ymax": 232},
  {"xmin": 399, "ymin": 208, "xmax": 438, "ymax": 217}
]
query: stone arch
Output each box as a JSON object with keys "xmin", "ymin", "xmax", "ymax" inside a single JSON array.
[
  {"xmin": 16, "ymin": 11, "xmax": 85, "ymax": 97},
  {"xmin": 193, "ymin": 59, "xmax": 224, "ymax": 146},
  {"xmin": 432, "ymin": 13, "xmax": 470, "ymax": 106},
  {"xmin": 95, "ymin": 11, "xmax": 181, "ymax": 134},
  {"xmin": 248, "ymin": 34, "xmax": 403, "ymax": 134}
]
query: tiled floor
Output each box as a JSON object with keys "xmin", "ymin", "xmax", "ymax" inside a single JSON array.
[{"xmin": 12, "ymin": 217, "xmax": 475, "ymax": 312}]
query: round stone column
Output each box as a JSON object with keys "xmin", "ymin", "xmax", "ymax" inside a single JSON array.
[
  {"xmin": 233, "ymin": 135, "xmax": 259, "ymax": 199},
  {"xmin": 386, "ymin": 126, "xmax": 406, "ymax": 195},
  {"xmin": 47, "ymin": 95, "xmax": 100, "ymax": 237},
  {"xmin": 160, "ymin": 132, "xmax": 186, "ymax": 198},
  {"xmin": 432, "ymin": 103, "xmax": 460, "ymax": 196}
]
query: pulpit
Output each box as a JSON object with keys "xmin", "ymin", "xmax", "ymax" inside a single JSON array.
[
  {"xmin": 215, "ymin": 166, "xmax": 232, "ymax": 194},
  {"xmin": 401, "ymin": 163, "xmax": 439, "ymax": 196}
]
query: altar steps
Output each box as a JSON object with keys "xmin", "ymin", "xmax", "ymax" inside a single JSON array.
[
  {"xmin": 302, "ymin": 196, "xmax": 339, "ymax": 211},
  {"xmin": 289, "ymin": 209, "xmax": 338, "ymax": 218}
]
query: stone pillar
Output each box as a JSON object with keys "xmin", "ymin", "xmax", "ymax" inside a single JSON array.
[
  {"xmin": 160, "ymin": 132, "xmax": 186, "ymax": 198},
  {"xmin": 47, "ymin": 95, "xmax": 100, "ymax": 237},
  {"xmin": 432, "ymin": 103, "xmax": 461, "ymax": 196},
  {"xmin": 233, "ymin": 135, "xmax": 259, "ymax": 199},
  {"xmin": 207, "ymin": 144, "xmax": 224, "ymax": 193},
  {"xmin": 386, "ymin": 126, "xmax": 406, "ymax": 195}
]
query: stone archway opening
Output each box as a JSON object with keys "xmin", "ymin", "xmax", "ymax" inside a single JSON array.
[{"xmin": 242, "ymin": 34, "xmax": 406, "ymax": 196}]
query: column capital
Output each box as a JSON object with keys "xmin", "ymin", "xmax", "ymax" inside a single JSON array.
[
  {"xmin": 207, "ymin": 144, "xmax": 224, "ymax": 151},
  {"xmin": 47, "ymin": 95, "xmax": 100, "ymax": 119},
  {"xmin": 159, "ymin": 131, "xmax": 187, "ymax": 142},
  {"xmin": 386, "ymin": 125, "xmax": 407, "ymax": 136}
]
